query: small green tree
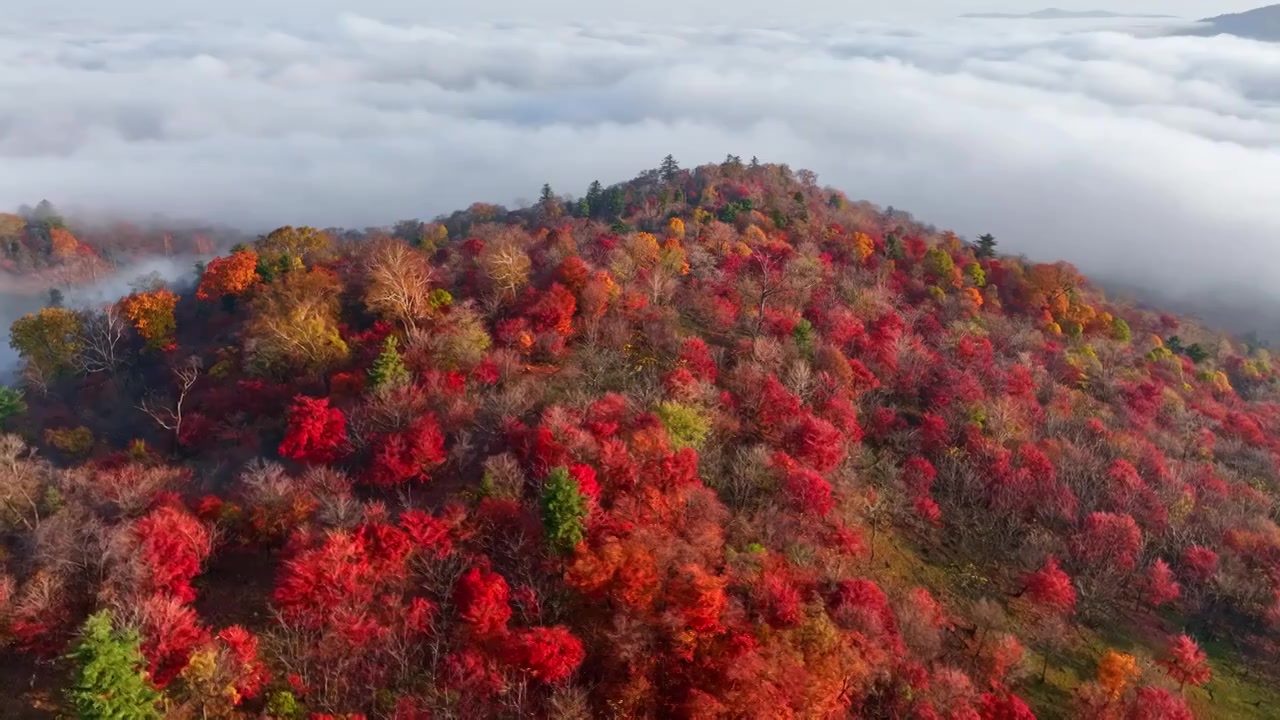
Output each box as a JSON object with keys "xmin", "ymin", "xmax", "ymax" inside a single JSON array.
[
  {"xmin": 541, "ymin": 466, "xmax": 587, "ymax": 555},
  {"xmin": 884, "ymin": 233, "xmax": 904, "ymax": 260},
  {"xmin": 0, "ymin": 386, "xmax": 26, "ymax": 424},
  {"xmin": 1184, "ymin": 343, "xmax": 1210, "ymax": 364},
  {"xmin": 368, "ymin": 335, "xmax": 410, "ymax": 391},
  {"xmin": 1111, "ymin": 317, "xmax": 1132, "ymax": 343},
  {"xmin": 923, "ymin": 247, "xmax": 955, "ymax": 280},
  {"xmin": 975, "ymin": 233, "xmax": 998, "ymax": 259},
  {"xmin": 792, "ymin": 318, "xmax": 815, "ymax": 359},
  {"xmin": 654, "ymin": 401, "xmax": 711, "ymax": 450},
  {"xmin": 266, "ymin": 690, "xmax": 305, "ymax": 719},
  {"xmin": 66, "ymin": 610, "xmax": 161, "ymax": 720},
  {"xmin": 965, "ymin": 262, "xmax": 987, "ymax": 287}
]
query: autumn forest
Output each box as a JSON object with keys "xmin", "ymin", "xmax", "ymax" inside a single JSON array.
[{"xmin": 1, "ymin": 157, "xmax": 1278, "ymax": 719}]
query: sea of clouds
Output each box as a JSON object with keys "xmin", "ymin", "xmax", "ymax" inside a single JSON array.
[{"xmin": 3, "ymin": 12, "xmax": 1280, "ymax": 316}]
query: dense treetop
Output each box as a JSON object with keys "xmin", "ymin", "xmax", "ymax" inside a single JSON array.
[{"xmin": 1, "ymin": 158, "xmax": 1278, "ymax": 718}]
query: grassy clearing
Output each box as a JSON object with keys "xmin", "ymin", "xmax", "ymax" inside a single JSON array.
[{"xmin": 870, "ymin": 534, "xmax": 1280, "ymax": 719}]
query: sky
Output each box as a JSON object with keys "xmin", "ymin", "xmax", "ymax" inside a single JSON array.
[{"xmin": 3, "ymin": 0, "xmax": 1280, "ymax": 320}]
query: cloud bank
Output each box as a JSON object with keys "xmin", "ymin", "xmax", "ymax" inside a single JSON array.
[{"xmin": 2, "ymin": 13, "xmax": 1280, "ymax": 308}]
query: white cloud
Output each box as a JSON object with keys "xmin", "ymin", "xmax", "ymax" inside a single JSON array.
[{"xmin": 2, "ymin": 13, "xmax": 1280, "ymax": 311}]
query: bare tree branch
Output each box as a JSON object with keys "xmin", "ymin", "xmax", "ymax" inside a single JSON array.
[{"xmin": 138, "ymin": 355, "xmax": 202, "ymax": 440}]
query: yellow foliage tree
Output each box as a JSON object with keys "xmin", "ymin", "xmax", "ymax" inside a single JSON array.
[
  {"xmin": 255, "ymin": 225, "xmax": 333, "ymax": 266},
  {"xmin": 244, "ymin": 267, "xmax": 349, "ymax": 375},
  {"xmin": 0, "ymin": 213, "xmax": 25, "ymax": 239},
  {"xmin": 9, "ymin": 307, "xmax": 83, "ymax": 380},
  {"xmin": 629, "ymin": 233, "xmax": 661, "ymax": 266},
  {"xmin": 667, "ymin": 217, "xmax": 686, "ymax": 240},
  {"xmin": 45, "ymin": 425, "xmax": 94, "ymax": 457}
]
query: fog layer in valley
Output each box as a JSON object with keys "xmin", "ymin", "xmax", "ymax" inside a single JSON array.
[
  {"xmin": 0, "ymin": 258, "xmax": 202, "ymax": 380},
  {"xmin": 3, "ymin": 11, "xmax": 1280, "ymax": 323}
]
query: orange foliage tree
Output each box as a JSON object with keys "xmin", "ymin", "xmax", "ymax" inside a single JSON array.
[
  {"xmin": 197, "ymin": 250, "xmax": 260, "ymax": 304},
  {"xmin": 119, "ymin": 289, "xmax": 179, "ymax": 351}
]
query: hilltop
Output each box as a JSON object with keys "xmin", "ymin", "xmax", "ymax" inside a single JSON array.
[
  {"xmin": 1182, "ymin": 4, "xmax": 1280, "ymax": 41},
  {"xmin": 1, "ymin": 158, "xmax": 1279, "ymax": 718}
]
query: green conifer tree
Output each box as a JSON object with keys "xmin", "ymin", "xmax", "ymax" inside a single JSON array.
[
  {"xmin": 540, "ymin": 466, "xmax": 587, "ymax": 555},
  {"xmin": 660, "ymin": 155, "xmax": 680, "ymax": 182},
  {"xmin": 368, "ymin": 335, "xmax": 410, "ymax": 391},
  {"xmin": 65, "ymin": 611, "xmax": 161, "ymax": 720},
  {"xmin": 793, "ymin": 318, "xmax": 815, "ymax": 359},
  {"xmin": 975, "ymin": 233, "xmax": 998, "ymax": 259}
]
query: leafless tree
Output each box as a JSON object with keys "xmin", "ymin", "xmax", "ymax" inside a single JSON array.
[
  {"xmin": 138, "ymin": 355, "xmax": 202, "ymax": 441},
  {"xmin": 0, "ymin": 435, "xmax": 51, "ymax": 532},
  {"xmin": 73, "ymin": 304, "xmax": 128, "ymax": 375},
  {"xmin": 363, "ymin": 239, "xmax": 436, "ymax": 332}
]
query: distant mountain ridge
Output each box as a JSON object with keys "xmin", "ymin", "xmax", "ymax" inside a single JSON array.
[
  {"xmin": 962, "ymin": 8, "xmax": 1176, "ymax": 19},
  {"xmin": 1182, "ymin": 4, "xmax": 1280, "ymax": 41}
]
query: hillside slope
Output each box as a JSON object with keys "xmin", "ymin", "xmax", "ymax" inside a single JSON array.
[{"xmin": 2, "ymin": 158, "xmax": 1279, "ymax": 718}]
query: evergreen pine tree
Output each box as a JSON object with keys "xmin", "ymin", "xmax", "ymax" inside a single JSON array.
[
  {"xmin": 604, "ymin": 187, "xmax": 626, "ymax": 221},
  {"xmin": 660, "ymin": 154, "xmax": 680, "ymax": 181},
  {"xmin": 368, "ymin": 335, "xmax": 410, "ymax": 391},
  {"xmin": 65, "ymin": 611, "xmax": 161, "ymax": 720},
  {"xmin": 540, "ymin": 466, "xmax": 587, "ymax": 555},
  {"xmin": 976, "ymin": 233, "xmax": 998, "ymax": 259},
  {"xmin": 885, "ymin": 233, "xmax": 904, "ymax": 260},
  {"xmin": 585, "ymin": 180, "xmax": 604, "ymax": 218}
]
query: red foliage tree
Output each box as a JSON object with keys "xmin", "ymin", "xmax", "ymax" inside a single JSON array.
[
  {"xmin": 977, "ymin": 690, "xmax": 1036, "ymax": 720},
  {"xmin": 501, "ymin": 626, "xmax": 586, "ymax": 683},
  {"xmin": 1022, "ymin": 556, "xmax": 1076, "ymax": 615},
  {"xmin": 667, "ymin": 564, "xmax": 727, "ymax": 636},
  {"xmin": 367, "ymin": 413, "xmax": 447, "ymax": 486},
  {"xmin": 453, "ymin": 566, "xmax": 512, "ymax": 637},
  {"xmin": 134, "ymin": 506, "xmax": 213, "ymax": 603},
  {"xmin": 137, "ymin": 593, "xmax": 210, "ymax": 687},
  {"xmin": 278, "ymin": 395, "xmax": 348, "ymax": 464},
  {"xmin": 443, "ymin": 649, "xmax": 505, "ymax": 698},
  {"xmin": 274, "ymin": 532, "xmax": 377, "ymax": 628},
  {"xmin": 526, "ymin": 282, "xmax": 577, "ymax": 335},
  {"xmin": 783, "ymin": 468, "xmax": 835, "ymax": 518},
  {"xmin": 1157, "ymin": 634, "xmax": 1211, "ymax": 690},
  {"xmin": 1181, "ymin": 545, "xmax": 1219, "ymax": 584},
  {"xmin": 557, "ymin": 255, "xmax": 590, "ymax": 293},
  {"xmin": 830, "ymin": 579, "xmax": 899, "ymax": 646},
  {"xmin": 399, "ymin": 510, "xmax": 454, "ymax": 559},
  {"xmin": 1072, "ymin": 512, "xmax": 1142, "ymax": 573},
  {"xmin": 786, "ymin": 414, "xmax": 846, "ymax": 472},
  {"xmin": 1144, "ymin": 559, "xmax": 1181, "ymax": 607},
  {"xmin": 218, "ymin": 625, "xmax": 270, "ymax": 701},
  {"xmin": 902, "ymin": 457, "xmax": 937, "ymax": 497},
  {"xmin": 1124, "ymin": 686, "xmax": 1193, "ymax": 720}
]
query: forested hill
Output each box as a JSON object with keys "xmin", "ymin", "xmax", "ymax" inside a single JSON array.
[{"xmin": 2, "ymin": 157, "xmax": 1279, "ymax": 719}]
